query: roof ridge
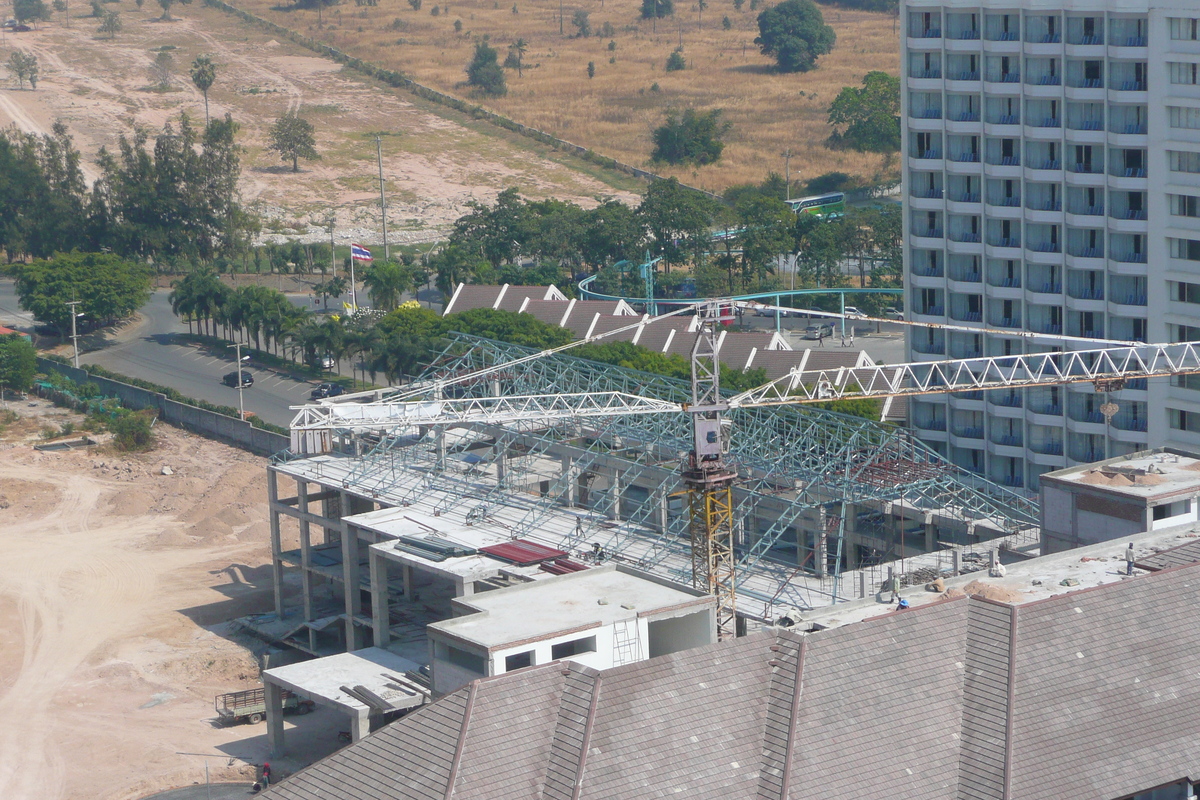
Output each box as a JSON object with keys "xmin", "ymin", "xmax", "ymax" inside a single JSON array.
[
  {"xmin": 955, "ymin": 598, "xmax": 1014, "ymax": 800},
  {"xmin": 755, "ymin": 635, "xmax": 805, "ymax": 800},
  {"xmin": 444, "ymin": 680, "xmax": 478, "ymax": 800},
  {"xmin": 540, "ymin": 666, "xmax": 601, "ymax": 800}
]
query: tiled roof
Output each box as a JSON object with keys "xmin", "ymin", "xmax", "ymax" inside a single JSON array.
[
  {"xmin": 265, "ymin": 564, "xmax": 1200, "ymax": 800},
  {"xmin": 1134, "ymin": 537, "xmax": 1200, "ymax": 571}
]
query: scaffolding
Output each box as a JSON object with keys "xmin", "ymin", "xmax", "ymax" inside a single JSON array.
[{"xmin": 277, "ymin": 333, "xmax": 1040, "ymax": 618}]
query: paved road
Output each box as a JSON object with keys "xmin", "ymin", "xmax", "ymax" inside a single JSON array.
[{"xmin": 0, "ymin": 281, "xmax": 315, "ymax": 429}]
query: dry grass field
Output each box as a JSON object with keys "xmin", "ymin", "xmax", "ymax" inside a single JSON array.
[{"xmin": 231, "ymin": 0, "xmax": 901, "ymax": 191}]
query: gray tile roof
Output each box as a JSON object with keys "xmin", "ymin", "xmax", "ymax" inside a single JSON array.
[
  {"xmin": 1134, "ymin": 537, "xmax": 1200, "ymax": 572},
  {"xmin": 266, "ymin": 566, "xmax": 1200, "ymax": 800}
]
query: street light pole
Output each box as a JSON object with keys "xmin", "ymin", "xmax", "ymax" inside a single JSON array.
[
  {"xmin": 66, "ymin": 300, "xmax": 82, "ymax": 369},
  {"xmin": 228, "ymin": 342, "xmax": 245, "ymax": 420},
  {"xmin": 376, "ymin": 135, "xmax": 389, "ymax": 263},
  {"xmin": 783, "ymin": 149, "xmax": 791, "ymax": 202}
]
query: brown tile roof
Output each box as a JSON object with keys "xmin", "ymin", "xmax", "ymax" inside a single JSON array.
[
  {"xmin": 266, "ymin": 565, "xmax": 1200, "ymax": 800},
  {"xmin": 1134, "ymin": 538, "xmax": 1200, "ymax": 572}
]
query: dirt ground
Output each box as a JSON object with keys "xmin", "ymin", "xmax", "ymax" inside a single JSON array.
[
  {"xmin": 0, "ymin": 5, "xmax": 639, "ymax": 245},
  {"xmin": 0, "ymin": 402, "xmax": 332, "ymax": 800}
]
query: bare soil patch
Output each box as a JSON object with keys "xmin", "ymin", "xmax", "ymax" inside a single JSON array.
[
  {"xmin": 0, "ymin": 402, "xmax": 303, "ymax": 800},
  {"xmin": 232, "ymin": 0, "xmax": 901, "ymax": 191},
  {"xmin": 0, "ymin": 6, "xmax": 640, "ymax": 245}
]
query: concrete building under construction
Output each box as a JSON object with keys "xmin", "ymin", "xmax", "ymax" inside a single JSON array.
[{"xmin": 260, "ymin": 331, "xmax": 1042, "ymax": 660}]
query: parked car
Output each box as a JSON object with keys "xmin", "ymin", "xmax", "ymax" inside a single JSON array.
[
  {"xmin": 311, "ymin": 354, "xmax": 335, "ymax": 370},
  {"xmin": 223, "ymin": 370, "xmax": 253, "ymax": 387},
  {"xmin": 9, "ymin": 23, "xmax": 31, "ymax": 30},
  {"xmin": 842, "ymin": 306, "xmax": 868, "ymax": 319},
  {"xmin": 803, "ymin": 324, "xmax": 835, "ymax": 340},
  {"xmin": 310, "ymin": 382, "xmax": 345, "ymax": 400},
  {"xmin": 883, "ymin": 307, "xmax": 904, "ymax": 320}
]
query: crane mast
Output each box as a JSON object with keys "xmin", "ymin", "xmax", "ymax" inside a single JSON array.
[{"xmin": 684, "ymin": 302, "xmax": 739, "ymax": 640}]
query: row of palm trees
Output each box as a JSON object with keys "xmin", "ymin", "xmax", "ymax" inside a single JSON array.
[{"xmin": 167, "ymin": 269, "xmax": 425, "ymax": 384}]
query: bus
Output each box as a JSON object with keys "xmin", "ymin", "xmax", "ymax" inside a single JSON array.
[{"xmin": 786, "ymin": 192, "xmax": 846, "ymax": 220}]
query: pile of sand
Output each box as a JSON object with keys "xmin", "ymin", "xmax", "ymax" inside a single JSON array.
[{"xmin": 944, "ymin": 579, "xmax": 1027, "ymax": 604}]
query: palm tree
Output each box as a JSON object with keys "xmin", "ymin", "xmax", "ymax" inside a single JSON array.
[
  {"xmin": 361, "ymin": 261, "xmax": 413, "ymax": 312},
  {"xmin": 190, "ymin": 55, "xmax": 217, "ymax": 125},
  {"xmin": 343, "ymin": 326, "xmax": 381, "ymax": 386}
]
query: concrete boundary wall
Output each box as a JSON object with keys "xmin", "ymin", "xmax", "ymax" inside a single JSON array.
[{"xmin": 37, "ymin": 358, "xmax": 289, "ymax": 458}]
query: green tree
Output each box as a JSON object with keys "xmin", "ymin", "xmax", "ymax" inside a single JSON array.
[
  {"xmin": 0, "ymin": 123, "xmax": 88, "ymax": 259},
  {"xmin": 13, "ymin": 0, "xmax": 50, "ymax": 25},
  {"xmin": 267, "ymin": 114, "xmax": 319, "ymax": 172},
  {"xmin": 755, "ymin": 0, "xmax": 835, "ymax": 73},
  {"xmin": 571, "ymin": 8, "xmax": 589, "ymax": 36},
  {"xmin": 156, "ymin": 0, "xmax": 191, "ymax": 21},
  {"xmin": 636, "ymin": 177, "xmax": 718, "ymax": 271},
  {"xmin": 507, "ymin": 38, "xmax": 527, "ymax": 77},
  {"xmin": 443, "ymin": 307, "xmax": 573, "ymax": 348},
  {"xmin": 361, "ymin": 260, "xmax": 415, "ymax": 311},
  {"xmin": 15, "ymin": 252, "xmax": 152, "ymax": 333},
  {"xmin": 827, "ymin": 70, "xmax": 899, "ymax": 152},
  {"xmin": 650, "ymin": 108, "xmax": 728, "ymax": 165},
  {"xmin": 466, "ymin": 41, "xmax": 506, "ymax": 96},
  {"xmin": 0, "ymin": 334, "xmax": 37, "ymax": 399},
  {"xmin": 169, "ymin": 268, "xmax": 228, "ymax": 336},
  {"xmin": 640, "ymin": 0, "xmax": 671, "ymax": 19},
  {"xmin": 665, "ymin": 47, "xmax": 686, "ymax": 71},
  {"xmin": 99, "ymin": 9, "xmax": 121, "ymax": 37},
  {"xmin": 587, "ymin": 60, "xmax": 595, "ymax": 78},
  {"xmin": 149, "ymin": 50, "xmax": 174, "ymax": 89},
  {"xmin": 6, "ymin": 51, "xmax": 38, "ymax": 90},
  {"xmin": 190, "ymin": 55, "xmax": 217, "ymax": 124},
  {"xmin": 110, "ymin": 409, "xmax": 156, "ymax": 451}
]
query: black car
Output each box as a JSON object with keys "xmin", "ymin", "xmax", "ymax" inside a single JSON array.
[
  {"xmin": 223, "ymin": 370, "xmax": 253, "ymax": 388},
  {"xmin": 310, "ymin": 382, "xmax": 344, "ymax": 399}
]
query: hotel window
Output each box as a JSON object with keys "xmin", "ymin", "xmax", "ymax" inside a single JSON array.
[{"xmin": 1170, "ymin": 18, "xmax": 1200, "ymax": 41}]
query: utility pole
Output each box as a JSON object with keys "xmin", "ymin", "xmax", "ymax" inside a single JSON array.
[
  {"xmin": 66, "ymin": 300, "xmax": 82, "ymax": 369},
  {"xmin": 375, "ymin": 136, "xmax": 389, "ymax": 262},
  {"xmin": 327, "ymin": 211, "xmax": 336, "ymax": 277},
  {"xmin": 228, "ymin": 342, "xmax": 246, "ymax": 421},
  {"xmin": 783, "ymin": 149, "xmax": 792, "ymax": 202}
]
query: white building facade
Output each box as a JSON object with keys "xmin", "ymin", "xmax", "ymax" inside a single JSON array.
[{"xmin": 902, "ymin": 0, "xmax": 1200, "ymax": 490}]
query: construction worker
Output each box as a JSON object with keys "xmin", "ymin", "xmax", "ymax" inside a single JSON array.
[
  {"xmin": 262, "ymin": 763, "xmax": 271, "ymax": 788},
  {"xmin": 1125, "ymin": 542, "xmax": 1135, "ymax": 576}
]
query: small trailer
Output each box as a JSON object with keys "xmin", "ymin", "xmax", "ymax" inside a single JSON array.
[{"xmin": 215, "ymin": 688, "xmax": 314, "ymax": 725}]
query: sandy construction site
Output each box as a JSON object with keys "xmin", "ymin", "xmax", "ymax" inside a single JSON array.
[
  {"xmin": 0, "ymin": 3, "xmax": 638, "ymax": 244},
  {"xmin": 0, "ymin": 402, "xmax": 329, "ymax": 800}
]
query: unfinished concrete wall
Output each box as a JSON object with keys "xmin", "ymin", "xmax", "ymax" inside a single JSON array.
[{"xmin": 647, "ymin": 610, "xmax": 715, "ymax": 658}]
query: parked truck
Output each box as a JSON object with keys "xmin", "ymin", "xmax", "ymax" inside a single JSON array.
[{"xmin": 215, "ymin": 688, "xmax": 314, "ymax": 725}]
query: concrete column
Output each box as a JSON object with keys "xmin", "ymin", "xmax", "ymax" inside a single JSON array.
[
  {"xmin": 265, "ymin": 681, "xmax": 286, "ymax": 758},
  {"xmin": 561, "ymin": 455, "xmax": 576, "ymax": 507},
  {"xmin": 268, "ymin": 469, "xmax": 285, "ymax": 618},
  {"xmin": 342, "ymin": 521, "xmax": 362, "ymax": 652},
  {"xmin": 370, "ymin": 548, "xmax": 389, "ymax": 648},
  {"xmin": 495, "ymin": 440, "xmax": 507, "ymax": 488},
  {"xmin": 924, "ymin": 519, "xmax": 937, "ymax": 553},
  {"xmin": 435, "ymin": 426, "xmax": 447, "ymax": 471},
  {"xmin": 658, "ymin": 489, "xmax": 669, "ymax": 533},
  {"xmin": 350, "ymin": 707, "xmax": 371, "ymax": 742},
  {"xmin": 403, "ymin": 563, "xmax": 415, "ymax": 602},
  {"xmin": 815, "ymin": 529, "xmax": 828, "ymax": 579},
  {"xmin": 299, "ymin": 482, "xmax": 313, "ymax": 622},
  {"xmin": 457, "ymin": 577, "xmax": 475, "ymax": 597},
  {"xmin": 608, "ymin": 475, "xmax": 622, "ymax": 521}
]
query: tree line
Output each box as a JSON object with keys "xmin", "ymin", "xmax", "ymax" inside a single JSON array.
[
  {"xmin": 0, "ymin": 116, "xmax": 255, "ymax": 265},
  {"xmin": 427, "ymin": 178, "xmax": 901, "ymax": 310}
]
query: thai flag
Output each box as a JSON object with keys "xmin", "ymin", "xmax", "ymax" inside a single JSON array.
[{"xmin": 351, "ymin": 243, "xmax": 373, "ymax": 262}]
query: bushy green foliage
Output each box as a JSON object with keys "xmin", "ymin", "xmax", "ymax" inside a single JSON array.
[
  {"xmin": 827, "ymin": 71, "xmax": 900, "ymax": 153},
  {"xmin": 13, "ymin": 0, "xmax": 51, "ymax": 24},
  {"xmin": 755, "ymin": 0, "xmax": 835, "ymax": 72},
  {"xmin": 665, "ymin": 48, "xmax": 686, "ymax": 71},
  {"xmin": 466, "ymin": 41, "xmax": 506, "ymax": 95},
  {"xmin": 0, "ymin": 334, "xmax": 37, "ymax": 395},
  {"xmin": 640, "ymin": 0, "xmax": 672, "ymax": 18},
  {"xmin": 15, "ymin": 251, "xmax": 152, "ymax": 332},
  {"xmin": 650, "ymin": 108, "xmax": 728, "ymax": 165},
  {"xmin": 6, "ymin": 51, "xmax": 39, "ymax": 89},
  {"xmin": 110, "ymin": 409, "xmax": 156, "ymax": 451},
  {"xmin": 267, "ymin": 114, "xmax": 319, "ymax": 172}
]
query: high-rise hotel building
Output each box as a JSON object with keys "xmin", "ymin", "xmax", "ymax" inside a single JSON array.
[{"xmin": 901, "ymin": 1, "xmax": 1200, "ymax": 490}]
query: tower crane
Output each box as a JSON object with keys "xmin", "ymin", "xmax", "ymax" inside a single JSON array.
[{"xmin": 290, "ymin": 300, "xmax": 1200, "ymax": 640}]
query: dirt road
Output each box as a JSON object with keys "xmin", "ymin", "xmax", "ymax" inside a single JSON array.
[{"xmin": 0, "ymin": 404, "xmax": 319, "ymax": 800}]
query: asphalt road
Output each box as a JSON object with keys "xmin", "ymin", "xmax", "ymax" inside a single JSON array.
[{"xmin": 0, "ymin": 281, "xmax": 315, "ymax": 429}]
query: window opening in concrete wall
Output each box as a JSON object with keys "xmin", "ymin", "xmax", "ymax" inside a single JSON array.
[
  {"xmin": 447, "ymin": 646, "xmax": 486, "ymax": 675},
  {"xmin": 551, "ymin": 636, "xmax": 597, "ymax": 660},
  {"xmin": 505, "ymin": 650, "xmax": 534, "ymax": 671}
]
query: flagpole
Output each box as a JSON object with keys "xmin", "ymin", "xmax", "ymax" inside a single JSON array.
[{"xmin": 350, "ymin": 256, "xmax": 357, "ymax": 310}]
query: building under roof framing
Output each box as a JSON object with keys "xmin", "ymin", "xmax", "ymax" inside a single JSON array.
[{"xmin": 266, "ymin": 333, "xmax": 1040, "ymax": 655}]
